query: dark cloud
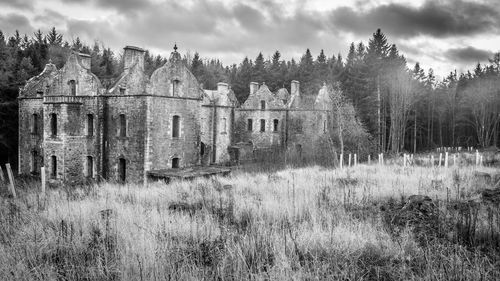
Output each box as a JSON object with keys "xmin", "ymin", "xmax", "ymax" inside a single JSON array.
[
  {"xmin": 329, "ymin": 0, "xmax": 500, "ymax": 38},
  {"xmin": 0, "ymin": 13, "xmax": 33, "ymax": 35},
  {"xmin": 444, "ymin": 46, "xmax": 494, "ymax": 63},
  {"xmin": 0, "ymin": 0, "xmax": 33, "ymax": 9},
  {"xmin": 61, "ymin": 0, "xmax": 152, "ymax": 14}
]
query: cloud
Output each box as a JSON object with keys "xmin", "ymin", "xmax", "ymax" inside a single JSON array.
[
  {"xmin": 444, "ymin": 46, "xmax": 494, "ymax": 63},
  {"xmin": 329, "ymin": 0, "xmax": 500, "ymax": 38},
  {"xmin": 0, "ymin": 13, "xmax": 33, "ymax": 35},
  {"xmin": 0, "ymin": 0, "xmax": 33, "ymax": 9}
]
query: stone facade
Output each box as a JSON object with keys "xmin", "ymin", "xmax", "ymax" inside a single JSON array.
[{"xmin": 19, "ymin": 45, "xmax": 335, "ymax": 184}]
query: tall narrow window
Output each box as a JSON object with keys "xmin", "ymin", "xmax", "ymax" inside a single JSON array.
[
  {"xmin": 50, "ymin": 113, "xmax": 57, "ymax": 136},
  {"xmin": 247, "ymin": 119, "xmax": 253, "ymax": 131},
  {"xmin": 260, "ymin": 119, "xmax": 266, "ymax": 132},
  {"xmin": 118, "ymin": 158, "xmax": 126, "ymax": 182},
  {"xmin": 119, "ymin": 87, "xmax": 125, "ymax": 95},
  {"xmin": 32, "ymin": 114, "xmax": 39, "ymax": 135},
  {"xmin": 172, "ymin": 115, "xmax": 180, "ymax": 138},
  {"xmin": 86, "ymin": 156, "xmax": 93, "ymax": 178},
  {"xmin": 119, "ymin": 114, "xmax": 126, "ymax": 137},
  {"xmin": 172, "ymin": 157, "xmax": 180, "ymax": 168},
  {"xmin": 273, "ymin": 119, "xmax": 279, "ymax": 132},
  {"xmin": 69, "ymin": 80, "xmax": 76, "ymax": 96},
  {"xmin": 323, "ymin": 120, "xmax": 327, "ymax": 133},
  {"xmin": 172, "ymin": 79, "xmax": 180, "ymax": 96},
  {"xmin": 51, "ymin": 155, "xmax": 57, "ymax": 179},
  {"xmin": 260, "ymin": 100, "xmax": 266, "ymax": 110},
  {"xmin": 31, "ymin": 150, "xmax": 38, "ymax": 174},
  {"xmin": 221, "ymin": 117, "xmax": 227, "ymax": 134},
  {"xmin": 87, "ymin": 114, "xmax": 94, "ymax": 137}
]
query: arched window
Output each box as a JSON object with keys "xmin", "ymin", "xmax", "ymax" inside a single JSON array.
[
  {"xmin": 247, "ymin": 119, "xmax": 253, "ymax": 131},
  {"xmin": 69, "ymin": 80, "xmax": 76, "ymax": 96},
  {"xmin": 260, "ymin": 100, "xmax": 266, "ymax": 110},
  {"xmin": 273, "ymin": 119, "xmax": 279, "ymax": 132},
  {"xmin": 119, "ymin": 114, "xmax": 126, "ymax": 137},
  {"xmin": 32, "ymin": 113, "xmax": 39, "ymax": 135},
  {"xmin": 172, "ymin": 115, "xmax": 180, "ymax": 138},
  {"xmin": 172, "ymin": 157, "xmax": 180, "ymax": 168},
  {"xmin": 260, "ymin": 119, "xmax": 266, "ymax": 132},
  {"xmin": 50, "ymin": 113, "xmax": 57, "ymax": 136},
  {"xmin": 31, "ymin": 150, "xmax": 38, "ymax": 174},
  {"xmin": 86, "ymin": 156, "xmax": 93, "ymax": 178},
  {"xmin": 118, "ymin": 158, "xmax": 126, "ymax": 182},
  {"xmin": 87, "ymin": 114, "xmax": 94, "ymax": 137},
  {"xmin": 51, "ymin": 155, "xmax": 57, "ymax": 179},
  {"xmin": 171, "ymin": 79, "xmax": 180, "ymax": 96},
  {"xmin": 221, "ymin": 117, "xmax": 227, "ymax": 134}
]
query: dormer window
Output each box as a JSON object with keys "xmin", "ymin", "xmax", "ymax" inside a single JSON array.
[
  {"xmin": 69, "ymin": 80, "xmax": 76, "ymax": 96},
  {"xmin": 119, "ymin": 87, "xmax": 126, "ymax": 95},
  {"xmin": 45, "ymin": 85, "xmax": 50, "ymax": 94},
  {"xmin": 260, "ymin": 100, "xmax": 266, "ymax": 110},
  {"xmin": 171, "ymin": 79, "xmax": 180, "ymax": 96}
]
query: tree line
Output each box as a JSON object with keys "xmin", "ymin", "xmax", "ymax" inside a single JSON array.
[{"xmin": 0, "ymin": 27, "xmax": 499, "ymax": 164}]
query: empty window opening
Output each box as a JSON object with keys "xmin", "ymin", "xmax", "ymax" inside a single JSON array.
[
  {"xmin": 172, "ymin": 79, "xmax": 180, "ymax": 96},
  {"xmin": 273, "ymin": 119, "xmax": 279, "ymax": 132},
  {"xmin": 247, "ymin": 119, "xmax": 253, "ymax": 131},
  {"xmin": 31, "ymin": 150, "xmax": 38, "ymax": 174},
  {"xmin": 69, "ymin": 80, "xmax": 76, "ymax": 96},
  {"xmin": 172, "ymin": 157, "xmax": 180, "ymax": 168},
  {"xmin": 36, "ymin": 91, "xmax": 43, "ymax": 97},
  {"xmin": 172, "ymin": 115, "xmax": 180, "ymax": 138},
  {"xmin": 260, "ymin": 100, "xmax": 266, "ymax": 110},
  {"xmin": 32, "ymin": 114, "xmax": 39, "ymax": 135},
  {"xmin": 200, "ymin": 142, "xmax": 206, "ymax": 156},
  {"xmin": 119, "ymin": 114, "xmax": 126, "ymax": 137},
  {"xmin": 51, "ymin": 155, "xmax": 57, "ymax": 179},
  {"xmin": 118, "ymin": 158, "xmax": 126, "ymax": 182},
  {"xmin": 119, "ymin": 87, "xmax": 125, "ymax": 95},
  {"xmin": 323, "ymin": 120, "xmax": 327, "ymax": 133},
  {"xmin": 260, "ymin": 119, "xmax": 266, "ymax": 132},
  {"xmin": 50, "ymin": 113, "xmax": 57, "ymax": 136},
  {"xmin": 86, "ymin": 156, "xmax": 93, "ymax": 178},
  {"xmin": 87, "ymin": 114, "xmax": 94, "ymax": 137},
  {"xmin": 221, "ymin": 117, "xmax": 227, "ymax": 133}
]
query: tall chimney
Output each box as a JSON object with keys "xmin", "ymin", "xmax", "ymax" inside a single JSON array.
[
  {"xmin": 217, "ymin": 82, "xmax": 229, "ymax": 92},
  {"xmin": 291, "ymin": 80, "xmax": 300, "ymax": 95},
  {"xmin": 124, "ymin": 46, "xmax": 145, "ymax": 71},
  {"xmin": 78, "ymin": 53, "xmax": 91, "ymax": 70},
  {"xmin": 249, "ymin": 82, "xmax": 259, "ymax": 95}
]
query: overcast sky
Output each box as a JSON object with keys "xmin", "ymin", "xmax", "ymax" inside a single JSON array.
[{"xmin": 1, "ymin": 0, "xmax": 499, "ymax": 79}]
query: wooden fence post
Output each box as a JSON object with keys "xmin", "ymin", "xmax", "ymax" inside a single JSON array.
[
  {"xmin": 445, "ymin": 152, "xmax": 449, "ymax": 168},
  {"xmin": 439, "ymin": 153, "xmax": 442, "ymax": 167},
  {"xmin": 348, "ymin": 154, "xmax": 352, "ymax": 167},
  {"xmin": 41, "ymin": 166, "xmax": 46, "ymax": 198},
  {"xmin": 0, "ymin": 166, "xmax": 5, "ymax": 183},
  {"xmin": 431, "ymin": 155, "xmax": 435, "ymax": 167},
  {"xmin": 5, "ymin": 163, "xmax": 16, "ymax": 198},
  {"xmin": 354, "ymin": 154, "xmax": 357, "ymax": 166},
  {"xmin": 339, "ymin": 154, "xmax": 343, "ymax": 169}
]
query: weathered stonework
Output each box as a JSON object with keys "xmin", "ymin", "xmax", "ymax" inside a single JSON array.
[{"xmin": 19, "ymin": 45, "xmax": 337, "ymax": 184}]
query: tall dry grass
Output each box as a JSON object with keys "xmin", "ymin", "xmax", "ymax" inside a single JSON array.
[{"xmin": 1, "ymin": 163, "xmax": 499, "ymax": 280}]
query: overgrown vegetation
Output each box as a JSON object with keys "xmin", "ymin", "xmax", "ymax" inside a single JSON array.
[{"xmin": 1, "ymin": 160, "xmax": 499, "ymax": 279}]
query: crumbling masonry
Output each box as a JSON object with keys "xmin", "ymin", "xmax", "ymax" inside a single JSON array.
[{"xmin": 18, "ymin": 46, "xmax": 335, "ymax": 184}]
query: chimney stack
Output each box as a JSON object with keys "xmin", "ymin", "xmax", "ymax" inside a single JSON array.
[
  {"xmin": 124, "ymin": 46, "xmax": 146, "ymax": 71},
  {"xmin": 217, "ymin": 82, "xmax": 229, "ymax": 92},
  {"xmin": 249, "ymin": 82, "xmax": 259, "ymax": 95},
  {"xmin": 291, "ymin": 80, "xmax": 300, "ymax": 95},
  {"xmin": 78, "ymin": 53, "xmax": 91, "ymax": 70}
]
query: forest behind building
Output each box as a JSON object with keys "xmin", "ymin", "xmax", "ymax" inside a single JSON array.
[{"xmin": 1, "ymin": 27, "xmax": 499, "ymax": 165}]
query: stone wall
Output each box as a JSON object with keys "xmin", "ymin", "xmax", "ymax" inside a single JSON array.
[
  {"xmin": 18, "ymin": 98, "xmax": 44, "ymax": 175},
  {"xmin": 103, "ymin": 96, "xmax": 147, "ymax": 183},
  {"xmin": 234, "ymin": 109, "xmax": 287, "ymax": 148}
]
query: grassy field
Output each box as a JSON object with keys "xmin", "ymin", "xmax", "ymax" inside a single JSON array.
[{"xmin": 1, "ymin": 163, "xmax": 499, "ymax": 280}]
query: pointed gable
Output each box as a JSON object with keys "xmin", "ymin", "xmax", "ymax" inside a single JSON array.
[
  {"xmin": 20, "ymin": 62, "xmax": 57, "ymax": 98},
  {"xmin": 242, "ymin": 83, "xmax": 285, "ymax": 109}
]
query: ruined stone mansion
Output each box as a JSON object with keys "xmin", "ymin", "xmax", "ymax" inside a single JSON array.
[{"xmin": 18, "ymin": 45, "xmax": 334, "ymax": 184}]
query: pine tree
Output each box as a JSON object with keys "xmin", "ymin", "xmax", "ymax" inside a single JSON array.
[{"xmin": 46, "ymin": 27, "xmax": 63, "ymax": 46}]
